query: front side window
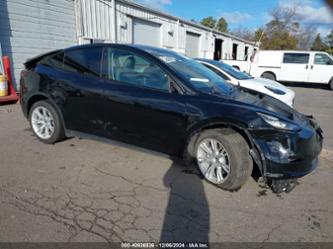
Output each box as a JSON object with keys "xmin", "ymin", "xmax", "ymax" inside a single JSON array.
[
  {"xmin": 314, "ymin": 53, "xmax": 333, "ymax": 65},
  {"xmin": 283, "ymin": 53, "xmax": 309, "ymax": 64},
  {"xmin": 101, "ymin": 48, "xmax": 170, "ymax": 92},
  {"xmin": 140, "ymin": 47, "xmax": 233, "ymax": 95},
  {"xmin": 63, "ymin": 48, "xmax": 103, "ymax": 77}
]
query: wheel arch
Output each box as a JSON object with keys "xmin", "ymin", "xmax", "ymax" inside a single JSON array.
[
  {"xmin": 26, "ymin": 93, "xmax": 67, "ymax": 130},
  {"xmin": 329, "ymin": 77, "xmax": 333, "ymax": 90},
  {"xmin": 26, "ymin": 93, "xmax": 48, "ymax": 115},
  {"xmin": 329, "ymin": 76, "xmax": 333, "ymax": 84},
  {"xmin": 183, "ymin": 120, "xmax": 250, "ymax": 157},
  {"xmin": 182, "ymin": 120, "xmax": 265, "ymax": 176},
  {"xmin": 261, "ymin": 71, "xmax": 276, "ymax": 79}
]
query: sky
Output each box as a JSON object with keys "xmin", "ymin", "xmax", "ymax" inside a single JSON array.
[{"xmin": 134, "ymin": 0, "xmax": 333, "ymax": 37}]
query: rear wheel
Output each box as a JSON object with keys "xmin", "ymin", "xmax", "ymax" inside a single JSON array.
[
  {"xmin": 29, "ymin": 100, "xmax": 65, "ymax": 144},
  {"xmin": 261, "ymin": 72, "xmax": 276, "ymax": 81},
  {"xmin": 192, "ymin": 129, "xmax": 253, "ymax": 191}
]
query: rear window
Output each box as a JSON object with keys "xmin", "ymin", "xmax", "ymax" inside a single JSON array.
[
  {"xmin": 283, "ymin": 53, "xmax": 309, "ymax": 64},
  {"xmin": 63, "ymin": 48, "xmax": 103, "ymax": 77}
]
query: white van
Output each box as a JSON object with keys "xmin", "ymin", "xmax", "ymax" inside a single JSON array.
[{"xmin": 223, "ymin": 50, "xmax": 333, "ymax": 90}]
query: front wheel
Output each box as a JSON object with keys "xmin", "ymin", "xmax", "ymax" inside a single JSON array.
[
  {"xmin": 329, "ymin": 79, "xmax": 333, "ymax": 90},
  {"xmin": 29, "ymin": 100, "xmax": 65, "ymax": 144},
  {"xmin": 193, "ymin": 129, "xmax": 253, "ymax": 191}
]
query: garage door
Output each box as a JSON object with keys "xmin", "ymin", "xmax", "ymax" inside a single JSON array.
[
  {"xmin": 133, "ymin": 19, "xmax": 161, "ymax": 46},
  {"xmin": 185, "ymin": 32, "xmax": 200, "ymax": 57}
]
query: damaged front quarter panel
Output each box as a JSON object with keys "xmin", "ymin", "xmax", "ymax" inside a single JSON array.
[{"xmin": 248, "ymin": 121, "xmax": 323, "ymax": 181}]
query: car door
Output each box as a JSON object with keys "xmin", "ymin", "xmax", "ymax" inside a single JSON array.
[
  {"xmin": 96, "ymin": 47, "xmax": 188, "ymax": 155},
  {"xmin": 59, "ymin": 47, "xmax": 105, "ymax": 134},
  {"xmin": 308, "ymin": 53, "xmax": 333, "ymax": 83},
  {"xmin": 279, "ymin": 53, "xmax": 310, "ymax": 82}
]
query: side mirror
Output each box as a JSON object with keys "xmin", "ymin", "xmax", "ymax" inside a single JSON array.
[{"xmin": 327, "ymin": 60, "xmax": 333, "ymax": 65}]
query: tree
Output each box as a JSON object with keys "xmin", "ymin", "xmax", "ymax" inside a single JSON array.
[
  {"xmin": 327, "ymin": 30, "xmax": 333, "ymax": 47},
  {"xmin": 216, "ymin": 17, "xmax": 228, "ymax": 33},
  {"xmin": 257, "ymin": 23, "xmax": 298, "ymax": 50},
  {"xmin": 254, "ymin": 28, "xmax": 265, "ymax": 42},
  {"xmin": 311, "ymin": 34, "xmax": 328, "ymax": 51},
  {"xmin": 261, "ymin": 30, "xmax": 298, "ymax": 50},
  {"xmin": 296, "ymin": 25, "xmax": 317, "ymax": 50},
  {"xmin": 200, "ymin": 16, "xmax": 216, "ymax": 29},
  {"xmin": 200, "ymin": 16, "xmax": 229, "ymax": 33},
  {"xmin": 256, "ymin": 3, "xmax": 315, "ymax": 50},
  {"xmin": 232, "ymin": 27, "xmax": 254, "ymax": 40},
  {"xmin": 326, "ymin": 30, "xmax": 333, "ymax": 55}
]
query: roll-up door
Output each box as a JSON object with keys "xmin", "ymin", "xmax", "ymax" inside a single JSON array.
[
  {"xmin": 185, "ymin": 32, "xmax": 200, "ymax": 57},
  {"xmin": 133, "ymin": 18, "xmax": 161, "ymax": 46}
]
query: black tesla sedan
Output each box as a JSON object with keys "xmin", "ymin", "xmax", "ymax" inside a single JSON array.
[{"xmin": 20, "ymin": 44, "xmax": 323, "ymax": 192}]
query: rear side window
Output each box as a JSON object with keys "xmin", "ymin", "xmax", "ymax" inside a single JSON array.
[
  {"xmin": 63, "ymin": 48, "xmax": 103, "ymax": 77},
  {"xmin": 39, "ymin": 53, "xmax": 64, "ymax": 69},
  {"xmin": 283, "ymin": 53, "xmax": 309, "ymax": 64}
]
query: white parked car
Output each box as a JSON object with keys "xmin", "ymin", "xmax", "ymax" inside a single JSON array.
[
  {"xmin": 197, "ymin": 58, "xmax": 295, "ymax": 107},
  {"xmin": 223, "ymin": 50, "xmax": 333, "ymax": 90}
]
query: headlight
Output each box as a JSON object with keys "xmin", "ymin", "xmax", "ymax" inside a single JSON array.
[
  {"xmin": 258, "ymin": 113, "xmax": 300, "ymax": 131},
  {"xmin": 264, "ymin": 86, "xmax": 286, "ymax": 95}
]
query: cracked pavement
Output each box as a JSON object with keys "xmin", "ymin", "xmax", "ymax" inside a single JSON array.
[{"xmin": 0, "ymin": 86, "xmax": 332, "ymax": 242}]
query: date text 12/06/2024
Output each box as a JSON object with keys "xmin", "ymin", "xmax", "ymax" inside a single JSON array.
[{"xmin": 121, "ymin": 242, "xmax": 209, "ymax": 248}]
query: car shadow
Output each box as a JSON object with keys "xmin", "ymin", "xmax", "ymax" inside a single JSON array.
[
  {"xmin": 160, "ymin": 159, "xmax": 210, "ymax": 242},
  {"xmin": 69, "ymin": 133, "xmax": 212, "ymax": 241}
]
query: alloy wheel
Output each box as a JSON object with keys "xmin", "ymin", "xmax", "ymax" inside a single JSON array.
[
  {"xmin": 196, "ymin": 138, "xmax": 231, "ymax": 184},
  {"xmin": 31, "ymin": 106, "xmax": 55, "ymax": 140}
]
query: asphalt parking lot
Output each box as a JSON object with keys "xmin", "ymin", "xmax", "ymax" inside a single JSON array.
[{"xmin": 0, "ymin": 85, "xmax": 332, "ymax": 243}]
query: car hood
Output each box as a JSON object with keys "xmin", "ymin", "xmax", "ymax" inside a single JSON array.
[
  {"xmin": 226, "ymin": 87, "xmax": 298, "ymax": 120},
  {"xmin": 239, "ymin": 77, "xmax": 293, "ymax": 94}
]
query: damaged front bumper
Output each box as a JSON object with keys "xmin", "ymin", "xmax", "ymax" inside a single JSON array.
[{"xmin": 249, "ymin": 116, "xmax": 323, "ymax": 180}]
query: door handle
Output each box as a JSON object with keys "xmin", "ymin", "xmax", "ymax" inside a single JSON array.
[
  {"xmin": 306, "ymin": 65, "xmax": 309, "ymax": 69},
  {"xmin": 311, "ymin": 65, "xmax": 314, "ymax": 70}
]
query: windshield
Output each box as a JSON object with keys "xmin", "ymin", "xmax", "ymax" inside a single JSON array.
[
  {"xmin": 139, "ymin": 46, "xmax": 234, "ymax": 95},
  {"xmin": 205, "ymin": 60, "xmax": 253, "ymax": 80}
]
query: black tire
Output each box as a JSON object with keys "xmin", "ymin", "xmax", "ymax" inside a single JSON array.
[
  {"xmin": 329, "ymin": 79, "xmax": 333, "ymax": 91},
  {"xmin": 261, "ymin": 72, "xmax": 276, "ymax": 81},
  {"xmin": 191, "ymin": 128, "xmax": 253, "ymax": 191},
  {"xmin": 29, "ymin": 100, "xmax": 65, "ymax": 144}
]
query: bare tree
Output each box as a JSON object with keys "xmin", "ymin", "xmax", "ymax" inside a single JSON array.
[
  {"xmin": 231, "ymin": 27, "xmax": 255, "ymax": 41},
  {"xmin": 295, "ymin": 25, "xmax": 317, "ymax": 50},
  {"xmin": 261, "ymin": 1, "xmax": 317, "ymax": 50},
  {"xmin": 268, "ymin": 2, "xmax": 300, "ymax": 33}
]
